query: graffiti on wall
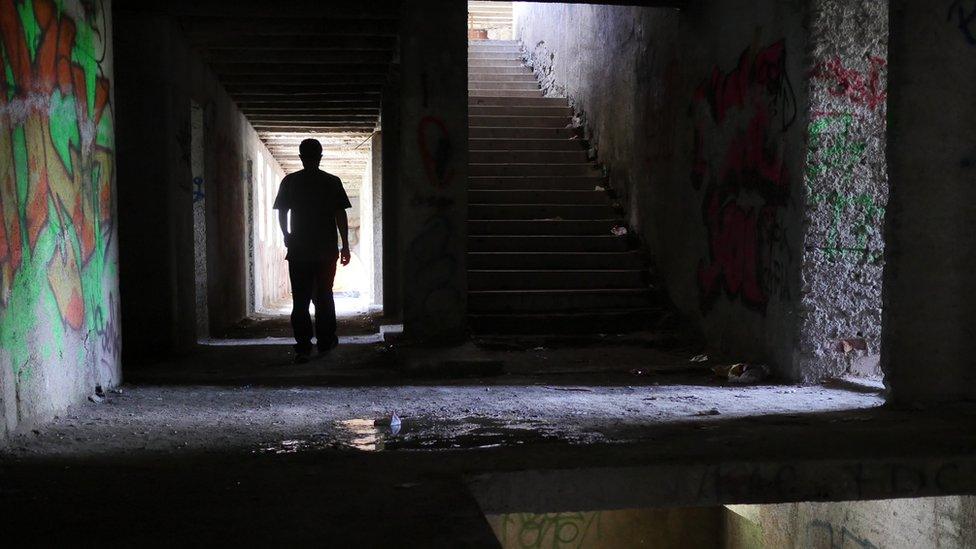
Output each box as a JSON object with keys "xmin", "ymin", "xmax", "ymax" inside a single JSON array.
[
  {"xmin": 0, "ymin": 0, "xmax": 116, "ymax": 376},
  {"xmin": 806, "ymin": 112, "xmax": 884, "ymax": 263},
  {"xmin": 948, "ymin": 1, "xmax": 976, "ymax": 45},
  {"xmin": 809, "ymin": 56, "xmax": 887, "ymax": 111},
  {"xmin": 495, "ymin": 512, "xmax": 603, "ymax": 548},
  {"xmin": 690, "ymin": 40, "xmax": 796, "ymax": 313},
  {"xmin": 417, "ymin": 115, "xmax": 455, "ymax": 188}
]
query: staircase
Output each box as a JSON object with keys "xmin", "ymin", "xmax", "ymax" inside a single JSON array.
[{"xmin": 467, "ymin": 40, "xmax": 662, "ymax": 335}]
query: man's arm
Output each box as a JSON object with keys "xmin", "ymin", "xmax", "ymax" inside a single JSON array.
[
  {"xmin": 278, "ymin": 209, "xmax": 290, "ymax": 248},
  {"xmin": 336, "ymin": 209, "xmax": 350, "ymax": 265}
]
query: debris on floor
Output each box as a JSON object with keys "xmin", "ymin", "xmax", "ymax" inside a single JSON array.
[
  {"xmin": 611, "ymin": 226, "xmax": 628, "ymax": 236},
  {"xmin": 690, "ymin": 354, "xmax": 709, "ymax": 363},
  {"xmin": 694, "ymin": 408, "xmax": 721, "ymax": 416},
  {"xmin": 713, "ymin": 363, "xmax": 770, "ymax": 384}
]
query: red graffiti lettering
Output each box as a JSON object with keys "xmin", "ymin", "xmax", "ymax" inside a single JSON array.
[
  {"xmin": 417, "ymin": 116, "xmax": 454, "ymax": 188},
  {"xmin": 810, "ymin": 56, "xmax": 887, "ymax": 111}
]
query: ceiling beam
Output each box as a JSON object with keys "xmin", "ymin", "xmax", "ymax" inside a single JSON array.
[
  {"xmin": 186, "ymin": 35, "xmax": 397, "ymax": 51},
  {"xmin": 161, "ymin": 0, "xmax": 400, "ymax": 18},
  {"xmin": 181, "ymin": 18, "xmax": 398, "ymax": 37},
  {"xmin": 201, "ymin": 50, "xmax": 393, "ymax": 65}
]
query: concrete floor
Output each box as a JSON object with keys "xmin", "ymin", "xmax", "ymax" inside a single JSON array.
[{"xmin": 3, "ymin": 312, "xmax": 974, "ymax": 545}]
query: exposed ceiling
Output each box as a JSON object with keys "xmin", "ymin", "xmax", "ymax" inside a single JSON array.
[{"xmin": 122, "ymin": 0, "xmax": 399, "ymax": 192}]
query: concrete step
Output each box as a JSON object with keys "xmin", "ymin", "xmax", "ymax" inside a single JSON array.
[
  {"xmin": 469, "ymin": 189, "xmax": 608, "ymax": 204},
  {"xmin": 468, "ymin": 288, "xmax": 657, "ymax": 313},
  {"xmin": 468, "ymin": 309, "xmax": 664, "ymax": 334},
  {"xmin": 470, "ymin": 115, "xmax": 566, "ymax": 128},
  {"xmin": 469, "ymin": 175, "xmax": 605, "ymax": 190},
  {"xmin": 469, "ymin": 203, "xmax": 617, "ymax": 220},
  {"xmin": 467, "ymin": 89, "xmax": 544, "ymax": 98},
  {"xmin": 469, "ymin": 58, "xmax": 526, "ymax": 67},
  {"xmin": 468, "ymin": 251, "xmax": 646, "ymax": 270},
  {"xmin": 469, "ymin": 149, "xmax": 587, "ymax": 163},
  {"xmin": 468, "ymin": 53, "xmax": 523, "ymax": 61},
  {"xmin": 469, "ymin": 105, "xmax": 572, "ymax": 116},
  {"xmin": 469, "ymin": 138, "xmax": 582, "ymax": 151},
  {"xmin": 468, "ymin": 219, "xmax": 623, "ymax": 235},
  {"xmin": 468, "ymin": 235, "xmax": 629, "ymax": 253},
  {"xmin": 469, "ymin": 269, "xmax": 647, "ymax": 290},
  {"xmin": 469, "ymin": 96, "xmax": 567, "ymax": 107},
  {"xmin": 467, "ymin": 74, "xmax": 539, "ymax": 83},
  {"xmin": 466, "ymin": 81, "xmax": 540, "ymax": 91},
  {"xmin": 469, "ymin": 67, "xmax": 533, "ymax": 75},
  {"xmin": 470, "ymin": 126, "xmax": 574, "ymax": 138},
  {"xmin": 469, "ymin": 163, "xmax": 600, "ymax": 177}
]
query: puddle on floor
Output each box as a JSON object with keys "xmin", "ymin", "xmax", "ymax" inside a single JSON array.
[{"xmin": 257, "ymin": 416, "xmax": 586, "ymax": 454}]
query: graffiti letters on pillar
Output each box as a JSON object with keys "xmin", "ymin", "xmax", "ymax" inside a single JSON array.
[
  {"xmin": 949, "ymin": 1, "xmax": 976, "ymax": 45},
  {"xmin": 806, "ymin": 112, "xmax": 883, "ymax": 263},
  {"xmin": 408, "ymin": 114, "xmax": 460, "ymax": 333},
  {"xmin": 417, "ymin": 115, "xmax": 455, "ymax": 188},
  {"xmin": 809, "ymin": 56, "xmax": 887, "ymax": 111},
  {"xmin": 192, "ymin": 177, "xmax": 205, "ymax": 203},
  {"xmin": 0, "ymin": 0, "xmax": 115, "ymax": 376},
  {"xmin": 690, "ymin": 40, "xmax": 796, "ymax": 313}
]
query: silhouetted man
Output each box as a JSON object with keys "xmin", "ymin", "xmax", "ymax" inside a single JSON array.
[{"xmin": 273, "ymin": 138, "xmax": 352, "ymax": 363}]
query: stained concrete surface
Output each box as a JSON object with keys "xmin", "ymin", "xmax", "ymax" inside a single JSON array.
[{"xmin": 4, "ymin": 315, "xmax": 976, "ymax": 544}]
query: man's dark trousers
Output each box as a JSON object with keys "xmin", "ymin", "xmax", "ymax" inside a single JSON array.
[{"xmin": 288, "ymin": 257, "xmax": 338, "ymax": 354}]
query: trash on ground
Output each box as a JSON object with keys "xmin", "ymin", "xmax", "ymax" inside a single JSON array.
[
  {"xmin": 690, "ymin": 353, "xmax": 709, "ymax": 363},
  {"xmin": 88, "ymin": 393, "xmax": 104, "ymax": 404},
  {"xmin": 532, "ymin": 346, "xmax": 546, "ymax": 351},
  {"xmin": 834, "ymin": 337, "xmax": 868, "ymax": 353},
  {"xmin": 713, "ymin": 363, "xmax": 770, "ymax": 384},
  {"xmin": 611, "ymin": 226, "xmax": 628, "ymax": 236},
  {"xmin": 629, "ymin": 368, "xmax": 651, "ymax": 376},
  {"xmin": 594, "ymin": 185, "xmax": 605, "ymax": 191},
  {"xmin": 390, "ymin": 412, "xmax": 401, "ymax": 435}
]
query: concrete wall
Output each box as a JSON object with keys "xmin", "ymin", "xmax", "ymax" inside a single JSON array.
[
  {"xmin": 725, "ymin": 497, "xmax": 976, "ymax": 548},
  {"xmin": 514, "ymin": 1, "xmax": 889, "ymax": 381},
  {"xmin": 252, "ymin": 139, "xmax": 288, "ymax": 312},
  {"xmin": 0, "ymin": 0, "xmax": 121, "ymax": 441},
  {"xmin": 114, "ymin": 7, "xmax": 283, "ymax": 354},
  {"xmin": 882, "ymin": 0, "xmax": 976, "ymax": 403},
  {"xmin": 515, "ymin": 2, "xmax": 810, "ymax": 378}
]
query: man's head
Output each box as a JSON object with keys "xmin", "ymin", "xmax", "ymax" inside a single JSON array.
[{"xmin": 299, "ymin": 138, "xmax": 323, "ymax": 169}]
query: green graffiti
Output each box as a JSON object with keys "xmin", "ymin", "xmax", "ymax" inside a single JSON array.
[
  {"xmin": 0, "ymin": 0, "xmax": 116, "ymax": 382},
  {"xmin": 806, "ymin": 113, "xmax": 882, "ymax": 263}
]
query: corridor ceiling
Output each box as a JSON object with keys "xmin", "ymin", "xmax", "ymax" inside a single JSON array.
[{"xmin": 119, "ymin": 0, "xmax": 398, "ymax": 176}]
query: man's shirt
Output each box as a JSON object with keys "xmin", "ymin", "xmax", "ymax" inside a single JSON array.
[{"xmin": 273, "ymin": 168, "xmax": 352, "ymax": 261}]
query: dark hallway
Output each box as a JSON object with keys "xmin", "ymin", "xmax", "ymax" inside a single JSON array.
[{"xmin": 2, "ymin": 0, "xmax": 976, "ymax": 546}]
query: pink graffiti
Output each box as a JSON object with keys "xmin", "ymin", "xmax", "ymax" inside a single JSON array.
[
  {"xmin": 810, "ymin": 56, "xmax": 887, "ymax": 111},
  {"xmin": 690, "ymin": 40, "xmax": 794, "ymax": 312}
]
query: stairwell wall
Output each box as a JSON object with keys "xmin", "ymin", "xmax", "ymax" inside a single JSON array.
[{"xmin": 514, "ymin": 2, "xmax": 812, "ymax": 378}]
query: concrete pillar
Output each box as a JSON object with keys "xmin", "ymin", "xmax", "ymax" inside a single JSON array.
[
  {"xmin": 883, "ymin": 1, "xmax": 976, "ymax": 402},
  {"xmin": 370, "ymin": 131, "xmax": 384, "ymax": 309},
  {"xmin": 114, "ymin": 11, "xmax": 196, "ymax": 357},
  {"xmin": 396, "ymin": 0, "xmax": 468, "ymax": 342},
  {"xmin": 381, "ymin": 81, "xmax": 401, "ymax": 319}
]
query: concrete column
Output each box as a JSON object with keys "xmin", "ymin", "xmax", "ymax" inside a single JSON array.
[
  {"xmin": 883, "ymin": 1, "xmax": 976, "ymax": 402},
  {"xmin": 370, "ymin": 131, "xmax": 384, "ymax": 309},
  {"xmin": 114, "ymin": 11, "xmax": 195, "ymax": 357},
  {"xmin": 381, "ymin": 81, "xmax": 401, "ymax": 319},
  {"xmin": 396, "ymin": 0, "xmax": 468, "ymax": 342}
]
